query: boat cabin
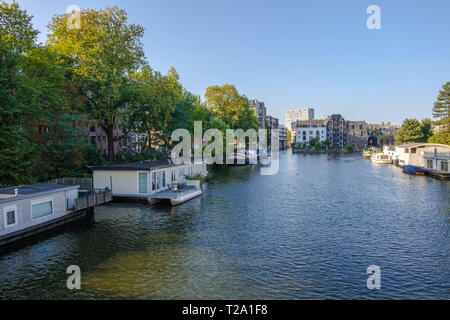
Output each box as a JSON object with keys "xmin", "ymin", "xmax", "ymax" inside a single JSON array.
[
  {"xmin": 91, "ymin": 160, "xmax": 207, "ymax": 201},
  {"xmin": 0, "ymin": 184, "xmax": 79, "ymax": 241}
]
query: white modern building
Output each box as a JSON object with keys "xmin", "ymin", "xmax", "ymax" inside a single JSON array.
[
  {"xmin": 286, "ymin": 108, "xmax": 315, "ymax": 132},
  {"xmin": 295, "ymin": 120, "xmax": 327, "ymax": 144}
]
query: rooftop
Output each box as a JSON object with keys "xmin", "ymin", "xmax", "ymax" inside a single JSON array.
[
  {"xmin": 0, "ymin": 183, "xmax": 79, "ymax": 204},
  {"xmin": 397, "ymin": 143, "xmax": 450, "ymax": 149},
  {"xmin": 91, "ymin": 159, "xmax": 177, "ymax": 171}
]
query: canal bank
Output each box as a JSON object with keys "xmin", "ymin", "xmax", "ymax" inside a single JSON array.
[{"xmin": 0, "ymin": 152, "xmax": 448, "ymax": 299}]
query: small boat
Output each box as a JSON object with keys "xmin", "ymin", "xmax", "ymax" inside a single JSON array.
[
  {"xmin": 371, "ymin": 153, "xmax": 392, "ymax": 164},
  {"xmin": 402, "ymin": 165, "xmax": 426, "ymax": 176}
]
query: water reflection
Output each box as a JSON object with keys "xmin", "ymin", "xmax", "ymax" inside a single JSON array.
[{"xmin": 0, "ymin": 153, "xmax": 448, "ymax": 299}]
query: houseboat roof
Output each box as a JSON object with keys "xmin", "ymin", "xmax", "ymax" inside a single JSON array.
[
  {"xmin": 91, "ymin": 160, "xmax": 179, "ymax": 171},
  {"xmin": 397, "ymin": 143, "xmax": 450, "ymax": 149},
  {"xmin": 0, "ymin": 183, "xmax": 79, "ymax": 205}
]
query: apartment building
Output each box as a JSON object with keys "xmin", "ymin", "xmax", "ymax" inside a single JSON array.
[
  {"xmin": 326, "ymin": 114, "xmax": 347, "ymax": 149},
  {"xmin": 295, "ymin": 120, "xmax": 327, "ymax": 144},
  {"xmin": 248, "ymin": 99, "xmax": 267, "ymax": 129},
  {"xmin": 285, "ymin": 108, "xmax": 315, "ymax": 132},
  {"xmin": 346, "ymin": 121, "xmax": 369, "ymax": 150}
]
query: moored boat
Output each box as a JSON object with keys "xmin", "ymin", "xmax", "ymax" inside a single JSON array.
[
  {"xmin": 371, "ymin": 153, "xmax": 392, "ymax": 164},
  {"xmin": 402, "ymin": 165, "xmax": 426, "ymax": 176}
]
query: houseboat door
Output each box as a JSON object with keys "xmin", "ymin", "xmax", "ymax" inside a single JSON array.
[{"xmin": 151, "ymin": 170, "xmax": 167, "ymax": 194}]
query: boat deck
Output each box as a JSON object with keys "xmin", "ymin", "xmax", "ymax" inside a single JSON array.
[
  {"xmin": 423, "ymin": 169, "xmax": 450, "ymax": 179},
  {"xmin": 152, "ymin": 186, "xmax": 199, "ymax": 200}
]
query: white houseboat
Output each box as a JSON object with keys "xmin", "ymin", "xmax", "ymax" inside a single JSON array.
[
  {"xmin": 91, "ymin": 160, "xmax": 207, "ymax": 205},
  {"xmin": 371, "ymin": 153, "xmax": 392, "ymax": 164},
  {"xmin": 0, "ymin": 182, "xmax": 113, "ymax": 246}
]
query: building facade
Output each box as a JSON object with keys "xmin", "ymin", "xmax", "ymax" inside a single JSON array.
[
  {"xmin": 367, "ymin": 122, "xmax": 400, "ymax": 147},
  {"xmin": 266, "ymin": 115, "xmax": 279, "ymax": 130},
  {"xmin": 295, "ymin": 120, "xmax": 327, "ymax": 144},
  {"xmin": 285, "ymin": 108, "xmax": 315, "ymax": 131},
  {"xmin": 279, "ymin": 125, "xmax": 288, "ymax": 150},
  {"xmin": 82, "ymin": 122, "xmax": 132, "ymax": 157},
  {"xmin": 248, "ymin": 99, "xmax": 267, "ymax": 129},
  {"xmin": 346, "ymin": 121, "xmax": 369, "ymax": 150},
  {"xmin": 326, "ymin": 114, "xmax": 347, "ymax": 149}
]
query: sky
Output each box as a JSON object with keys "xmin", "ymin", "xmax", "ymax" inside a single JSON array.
[{"xmin": 7, "ymin": 0, "xmax": 450, "ymax": 125}]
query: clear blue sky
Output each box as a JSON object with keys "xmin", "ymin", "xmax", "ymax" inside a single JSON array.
[{"xmin": 9, "ymin": 0, "xmax": 450, "ymax": 125}]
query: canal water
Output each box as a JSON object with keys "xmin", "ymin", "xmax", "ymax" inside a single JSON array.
[{"xmin": 0, "ymin": 152, "xmax": 448, "ymax": 299}]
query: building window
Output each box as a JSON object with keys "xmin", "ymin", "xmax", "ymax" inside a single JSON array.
[
  {"xmin": 152, "ymin": 172, "xmax": 156, "ymax": 191},
  {"xmin": 3, "ymin": 205, "xmax": 17, "ymax": 228},
  {"xmin": 188, "ymin": 166, "xmax": 193, "ymax": 177},
  {"xmin": 171, "ymin": 169, "xmax": 176, "ymax": 183},
  {"xmin": 411, "ymin": 148, "xmax": 416, "ymax": 154},
  {"xmin": 31, "ymin": 199, "xmax": 53, "ymax": 220},
  {"xmin": 427, "ymin": 159, "xmax": 433, "ymax": 169},
  {"xmin": 179, "ymin": 168, "xmax": 185, "ymax": 178},
  {"xmin": 441, "ymin": 161, "xmax": 448, "ymax": 172},
  {"xmin": 162, "ymin": 171, "xmax": 166, "ymax": 188},
  {"xmin": 139, "ymin": 172, "xmax": 148, "ymax": 194}
]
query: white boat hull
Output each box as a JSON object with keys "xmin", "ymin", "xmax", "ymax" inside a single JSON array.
[
  {"xmin": 170, "ymin": 190, "xmax": 203, "ymax": 206},
  {"xmin": 371, "ymin": 159, "xmax": 392, "ymax": 164}
]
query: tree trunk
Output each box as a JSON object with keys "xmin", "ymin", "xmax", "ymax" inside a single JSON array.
[{"xmin": 105, "ymin": 125, "xmax": 115, "ymax": 162}]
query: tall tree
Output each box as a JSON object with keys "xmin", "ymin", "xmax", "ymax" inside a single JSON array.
[
  {"xmin": 395, "ymin": 119, "xmax": 424, "ymax": 145},
  {"xmin": 132, "ymin": 67, "xmax": 182, "ymax": 151},
  {"xmin": 430, "ymin": 82, "xmax": 450, "ymax": 145},
  {"xmin": 204, "ymin": 84, "xmax": 258, "ymax": 131},
  {"xmin": 0, "ymin": 2, "xmax": 40, "ymax": 186},
  {"xmin": 46, "ymin": 6, "xmax": 146, "ymax": 161}
]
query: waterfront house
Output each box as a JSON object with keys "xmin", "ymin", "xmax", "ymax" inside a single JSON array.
[
  {"xmin": 422, "ymin": 148, "xmax": 450, "ymax": 178},
  {"xmin": 394, "ymin": 143, "xmax": 450, "ymax": 167},
  {"xmin": 91, "ymin": 160, "xmax": 207, "ymax": 202},
  {"xmin": 0, "ymin": 183, "xmax": 80, "ymax": 245}
]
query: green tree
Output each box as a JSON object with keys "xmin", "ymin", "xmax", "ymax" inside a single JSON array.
[
  {"xmin": 322, "ymin": 140, "xmax": 332, "ymax": 150},
  {"xmin": 395, "ymin": 119, "xmax": 424, "ymax": 145},
  {"xmin": 204, "ymin": 84, "xmax": 258, "ymax": 131},
  {"xmin": 0, "ymin": 2, "xmax": 40, "ymax": 186},
  {"xmin": 47, "ymin": 6, "xmax": 146, "ymax": 161},
  {"xmin": 430, "ymin": 82, "xmax": 450, "ymax": 145},
  {"xmin": 420, "ymin": 118, "xmax": 433, "ymax": 142},
  {"xmin": 308, "ymin": 137, "xmax": 320, "ymax": 150}
]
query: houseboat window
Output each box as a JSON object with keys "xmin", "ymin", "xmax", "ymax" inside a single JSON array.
[
  {"xmin": 171, "ymin": 169, "xmax": 176, "ymax": 182},
  {"xmin": 162, "ymin": 171, "xmax": 166, "ymax": 188},
  {"xmin": 152, "ymin": 172, "xmax": 156, "ymax": 191},
  {"xmin": 441, "ymin": 161, "xmax": 448, "ymax": 172},
  {"xmin": 427, "ymin": 159, "xmax": 433, "ymax": 169},
  {"xmin": 3, "ymin": 205, "xmax": 17, "ymax": 228},
  {"xmin": 31, "ymin": 200, "xmax": 53, "ymax": 220},
  {"xmin": 411, "ymin": 148, "xmax": 416, "ymax": 153},
  {"xmin": 139, "ymin": 173, "xmax": 148, "ymax": 194},
  {"xmin": 157, "ymin": 171, "xmax": 162, "ymax": 189}
]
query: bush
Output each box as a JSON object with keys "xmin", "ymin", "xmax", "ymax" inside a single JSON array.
[{"xmin": 114, "ymin": 149, "xmax": 167, "ymax": 163}]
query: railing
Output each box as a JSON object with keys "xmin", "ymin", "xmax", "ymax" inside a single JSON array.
[
  {"xmin": 421, "ymin": 151, "xmax": 450, "ymax": 158},
  {"xmin": 74, "ymin": 189, "xmax": 113, "ymax": 212},
  {"xmin": 49, "ymin": 178, "xmax": 93, "ymax": 191}
]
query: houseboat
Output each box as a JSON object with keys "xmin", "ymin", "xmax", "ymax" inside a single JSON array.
[
  {"xmin": 422, "ymin": 148, "xmax": 450, "ymax": 179},
  {"xmin": 90, "ymin": 159, "xmax": 207, "ymax": 205},
  {"xmin": 371, "ymin": 153, "xmax": 392, "ymax": 164},
  {"xmin": 0, "ymin": 183, "xmax": 111, "ymax": 246}
]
